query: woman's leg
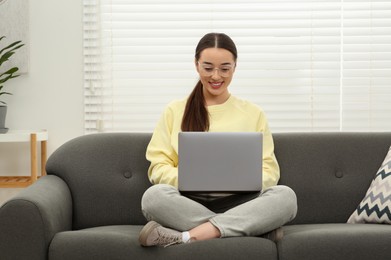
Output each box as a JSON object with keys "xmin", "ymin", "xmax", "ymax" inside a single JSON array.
[
  {"xmin": 188, "ymin": 222, "xmax": 221, "ymax": 240},
  {"xmin": 141, "ymin": 184, "xmax": 217, "ymax": 232},
  {"xmin": 209, "ymin": 185, "xmax": 297, "ymax": 237},
  {"xmin": 141, "ymin": 184, "xmax": 297, "ymax": 243}
]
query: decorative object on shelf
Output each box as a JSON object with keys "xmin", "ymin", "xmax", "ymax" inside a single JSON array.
[{"xmin": 0, "ymin": 36, "xmax": 24, "ymax": 133}]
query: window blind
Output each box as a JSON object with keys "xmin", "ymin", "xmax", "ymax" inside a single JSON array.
[
  {"xmin": 83, "ymin": 0, "xmax": 391, "ymax": 133},
  {"xmin": 342, "ymin": 0, "xmax": 391, "ymax": 131}
]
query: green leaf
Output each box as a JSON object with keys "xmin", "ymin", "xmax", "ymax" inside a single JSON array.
[
  {"xmin": 0, "ymin": 40, "xmax": 23, "ymax": 56},
  {"xmin": 0, "ymin": 39, "xmax": 24, "ymax": 67},
  {"xmin": 0, "ymin": 74, "xmax": 13, "ymax": 84},
  {"xmin": 0, "ymin": 36, "xmax": 23, "ymax": 103},
  {"xmin": 0, "ymin": 67, "xmax": 18, "ymax": 78},
  {"xmin": 0, "ymin": 51, "xmax": 15, "ymax": 67}
]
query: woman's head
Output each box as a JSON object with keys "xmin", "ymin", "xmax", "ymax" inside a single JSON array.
[
  {"xmin": 181, "ymin": 33, "xmax": 238, "ymax": 132},
  {"xmin": 195, "ymin": 33, "xmax": 238, "ymax": 63},
  {"xmin": 195, "ymin": 33, "xmax": 237, "ymax": 105}
]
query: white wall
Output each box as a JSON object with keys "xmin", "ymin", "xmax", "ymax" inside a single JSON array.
[{"xmin": 0, "ymin": 0, "xmax": 84, "ymax": 176}]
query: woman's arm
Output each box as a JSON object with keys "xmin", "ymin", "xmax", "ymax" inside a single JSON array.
[
  {"xmin": 146, "ymin": 105, "xmax": 179, "ymax": 188},
  {"xmin": 258, "ymin": 111, "xmax": 280, "ymax": 190}
]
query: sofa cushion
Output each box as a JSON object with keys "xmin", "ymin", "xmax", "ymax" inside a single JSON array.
[
  {"xmin": 278, "ymin": 224, "xmax": 391, "ymax": 260},
  {"xmin": 49, "ymin": 225, "xmax": 278, "ymax": 260},
  {"xmin": 274, "ymin": 132, "xmax": 391, "ymax": 224},
  {"xmin": 347, "ymin": 146, "xmax": 391, "ymax": 224}
]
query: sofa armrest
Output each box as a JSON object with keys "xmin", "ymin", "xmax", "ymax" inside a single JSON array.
[{"xmin": 0, "ymin": 175, "xmax": 72, "ymax": 260}]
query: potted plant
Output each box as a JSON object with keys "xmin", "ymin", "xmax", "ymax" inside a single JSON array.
[{"xmin": 0, "ymin": 36, "xmax": 24, "ymax": 133}]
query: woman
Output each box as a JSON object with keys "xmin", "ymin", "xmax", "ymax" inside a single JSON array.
[{"xmin": 139, "ymin": 33, "xmax": 297, "ymax": 247}]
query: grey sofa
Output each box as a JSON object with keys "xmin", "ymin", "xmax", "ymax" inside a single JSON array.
[{"xmin": 1, "ymin": 132, "xmax": 391, "ymax": 260}]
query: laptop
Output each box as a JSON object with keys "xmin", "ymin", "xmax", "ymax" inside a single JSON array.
[{"xmin": 178, "ymin": 132, "xmax": 263, "ymax": 193}]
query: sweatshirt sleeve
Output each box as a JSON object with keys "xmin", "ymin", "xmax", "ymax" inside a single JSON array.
[
  {"xmin": 258, "ymin": 111, "xmax": 280, "ymax": 190},
  {"xmin": 145, "ymin": 105, "xmax": 179, "ymax": 188}
]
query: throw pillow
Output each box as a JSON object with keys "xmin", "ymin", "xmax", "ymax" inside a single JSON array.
[{"xmin": 347, "ymin": 146, "xmax": 391, "ymax": 224}]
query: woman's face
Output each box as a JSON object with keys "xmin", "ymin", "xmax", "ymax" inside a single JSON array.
[{"xmin": 196, "ymin": 48, "xmax": 236, "ymax": 106}]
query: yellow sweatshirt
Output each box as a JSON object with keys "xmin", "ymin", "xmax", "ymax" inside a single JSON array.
[{"xmin": 146, "ymin": 95, "xmax": 280, "ymax": 190}]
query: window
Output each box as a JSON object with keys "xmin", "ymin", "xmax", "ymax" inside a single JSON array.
[{"xmin": 83, "ymin": 0, "xmax": 391, "ymax": 133}]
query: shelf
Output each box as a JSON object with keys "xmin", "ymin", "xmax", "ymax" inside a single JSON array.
[
  {"xmin": 0, "ymin": 130, "xmax": 48, "ymax": 142},
  {"xmin": 0, "ymin": 130, "xmax": 48, "ymax": 188},
  {"xmin": 0, "ymin": 176, "xmax": 33, "ymax": 188}
]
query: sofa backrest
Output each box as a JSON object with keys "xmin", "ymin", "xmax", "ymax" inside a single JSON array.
[
  {"xmin": 274, "ymin": 132, "xmax": 391, "ymax": 225},
  {"xmin": 46, "ymin": 133, "xmax": 153, "ymax": 230},
  {"xmin": 47, "ymin": 132, "xmax": 391, "ymax": 229}
]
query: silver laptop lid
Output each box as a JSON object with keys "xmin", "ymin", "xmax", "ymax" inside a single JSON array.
[{"xmin": 178, "ymin": 132, "xmax": 263, "ymax": 193}]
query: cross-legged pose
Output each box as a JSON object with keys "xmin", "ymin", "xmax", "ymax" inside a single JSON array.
[{"xmin": 139, "ymin": 32, "xmax": 298, "ymax": 247}]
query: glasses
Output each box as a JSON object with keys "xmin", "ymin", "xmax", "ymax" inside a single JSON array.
[{"xmin": 197, "ymin": 62, "xmax": 235, "ymax": 77}]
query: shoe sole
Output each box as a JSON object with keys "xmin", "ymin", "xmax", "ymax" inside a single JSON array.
[{"xmin": 139, "ymin": 221, "xmax": 161, "ymax": 246}]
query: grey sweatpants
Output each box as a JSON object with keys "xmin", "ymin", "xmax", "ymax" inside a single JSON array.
[{"xmin": 141, "ymin": 184, "xmax": 297, "ymax": 237}]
